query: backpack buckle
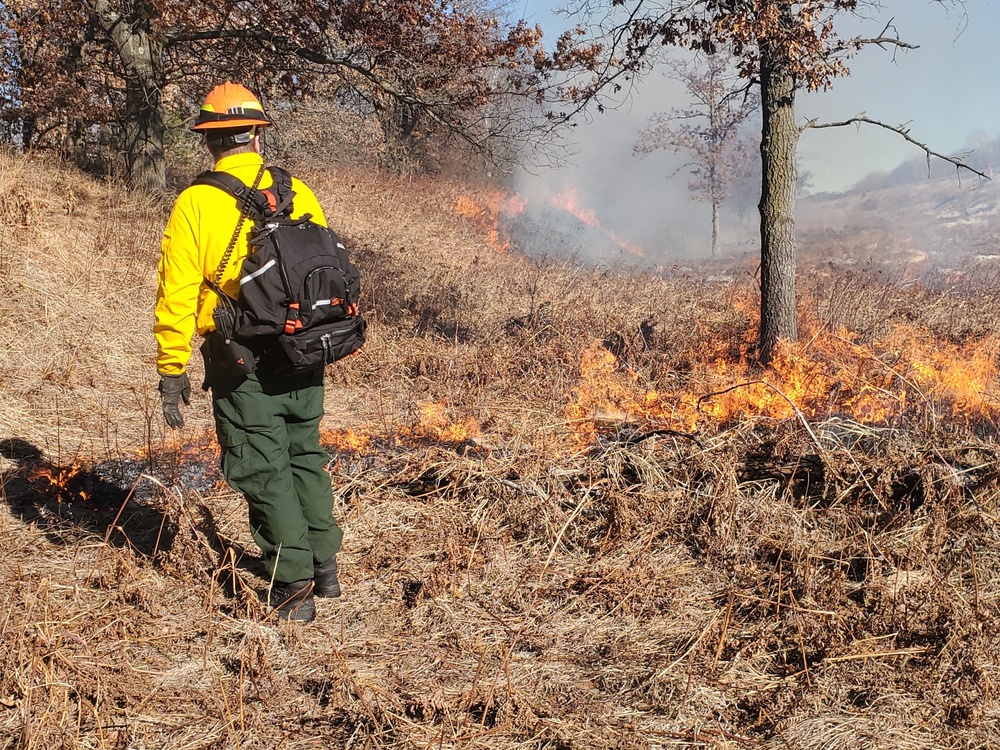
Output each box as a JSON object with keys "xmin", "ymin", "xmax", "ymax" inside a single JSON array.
[{"xmin": 284, "ymin": 302, "xmax": 303, "ymax": 335}]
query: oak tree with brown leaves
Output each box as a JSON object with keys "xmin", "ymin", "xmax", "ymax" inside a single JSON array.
[
  {"xmin": 562, "ymin": 0, "xmax": 987, "ymax": 363},
  {"xmin": 0, "ymin": 0, "xmax": 557, "ymax": 190}
]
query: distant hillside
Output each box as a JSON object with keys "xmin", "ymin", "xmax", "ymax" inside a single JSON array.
[
  {"xmin": 843, "ymin": 135, "xmax": 1000, "ymax": 195},
  {"xmin": 794, "ymin": 136, "xmax": 1000, "ymax": 272}
]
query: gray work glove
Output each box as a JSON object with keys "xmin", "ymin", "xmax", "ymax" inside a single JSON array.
[{"xmin": 158, "ymin": 373, "xmax": 191, "ymax": 429}]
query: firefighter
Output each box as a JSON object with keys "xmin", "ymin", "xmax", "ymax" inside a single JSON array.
[{"xmin": 154, "ymin": 82, "xmax": 342, "ymax": 622}]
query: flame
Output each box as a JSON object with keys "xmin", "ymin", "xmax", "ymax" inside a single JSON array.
[
  {"xmin": 550, "ymin": 188, "xmax": 645, "ymax": 258},
  {"xmin": 321, "ymin": 403, "xmax": 481, "ymax": 455},
  {"xmin": 403, "ymin": 401, "xmax": 481, "ymax": 443},
  {"xmin": 136, "ymin": 431, "xmax": 221, "ymax": 463},
  {"xmin": 27, "ymin": 462, "xmax": 89, "ymax": 503},
  {"xmin": 453, "ymin": 190, "xmax": 524, "ymax": 254},
  {"xmin": 888, "ymin": 326, "xmax": 999, "ymax": 418},
  {"xmin": 550, "ymin": 188, "xmax": 600, "ymax": 227},
  {"xmin": 323, "ymin": 428, "xmax": 372, "ymax": 453},
  {"xmin": 568, "ymin": 323, "xmax": 1000, "ymax": 444},
  {"xmin": 454, "ymin": 186, "xmax": 646, "ymax": 258}
]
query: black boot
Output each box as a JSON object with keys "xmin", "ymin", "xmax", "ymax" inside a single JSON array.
[
  {"xmin": 314, "ymin": 556, "xmax": 341, "ymax": 598},
  {"xmin": 269, "ymin": 579, "xmax": 316, "ymax": 622}
]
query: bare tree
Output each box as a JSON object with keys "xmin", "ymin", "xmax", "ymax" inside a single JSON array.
[
  {"xmin": 636, "ymin": 53, "xmax": 758, "ymax": 257},
  {"xmin": 553, "ymin": 0, "xmax": 988, "ymax": 363}
]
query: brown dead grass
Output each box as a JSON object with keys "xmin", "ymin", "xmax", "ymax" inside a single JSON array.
[{"xmin": 1, "ymin": 149, "xmax": 1000, "ymax": 749}]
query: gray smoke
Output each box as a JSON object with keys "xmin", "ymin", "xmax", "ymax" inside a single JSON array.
[{"xmin": 511, "ymin": 74, "xmax": 714, "ymax": 265}]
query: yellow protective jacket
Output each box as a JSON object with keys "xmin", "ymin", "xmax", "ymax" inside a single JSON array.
[{"xmin": 155, "ymin": 153, "xmax": 327, "ymax": 376}]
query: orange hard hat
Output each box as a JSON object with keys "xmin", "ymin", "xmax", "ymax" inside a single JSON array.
[{"xmin": 191, "ymin": 82, "xmax": 271, "ymax": 131}]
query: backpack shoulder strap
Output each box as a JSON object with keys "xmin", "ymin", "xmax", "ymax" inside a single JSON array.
[
  {"xmin": 191, "ymin": 164, "xmax": 268, "ymax": 289},
  {"xmin": 191, "ymin": 169, "xmax": 250, "ymax": 199},
  {"xmin": 192, "ymin": 169, "xmax": 271, "ymax": 219},
  {"xmin": 264, "ymin": 166, "xmax": 295, "ymax": 217}
]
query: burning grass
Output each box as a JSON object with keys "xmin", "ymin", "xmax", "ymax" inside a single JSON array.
[{"xmin": 2, "ymin": 151, "xmax": 1000, "ymax": 748}]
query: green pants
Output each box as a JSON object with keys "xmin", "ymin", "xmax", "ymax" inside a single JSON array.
[{"xmin": 211, "ymin": 367, "xmax": 343, "ymax": 583}]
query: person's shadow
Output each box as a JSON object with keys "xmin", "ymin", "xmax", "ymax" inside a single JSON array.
[
  {"xmin": 2, "ymin": 436, "xmax": 292, "ymax": 617},
  {"xmin": 0, "ymin": 437, "xmax": 178, "ymax": 556}
]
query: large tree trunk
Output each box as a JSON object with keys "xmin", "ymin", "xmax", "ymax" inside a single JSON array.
[
  {"xmin": 123, "ymin": 60, "xmax": 166, "ymax": 191},
  {"xmin": 89, "ymin": 0, "xmax": 166, "ymax": 191},
  {"xmin": 757, "ymin": 42, "xmax": 799, "ymax": 363}
]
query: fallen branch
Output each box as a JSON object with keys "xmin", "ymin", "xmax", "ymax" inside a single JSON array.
[
  {"xmin": 822, "ymin": 647, "xmax": 929, "ymax": 664},
  {"xmin": 620, "ymin": 427, "xmax": 705, "ymax": 449}
]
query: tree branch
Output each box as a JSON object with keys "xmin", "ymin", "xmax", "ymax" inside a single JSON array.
[
  {"xmin": 851, "ymin": 36, "xmax": 917, "ymax": 51},
  {"xmin": 169, "ymin": 28, "xmax": 409, "ymax": 101},
  {"xmin": 829, "ymin": 19, "xmax": 919, "ymax": 64},
  {"xmin": 167, "ymin": 26, "xmax": 547, "ymax": 166},
  {"xmin": 851, "ymin": 19, "xmax": 918, "ymax": 51},
  {"xmin": 802, "ymin": 115, "xmax": 990, "ymax": 182}
]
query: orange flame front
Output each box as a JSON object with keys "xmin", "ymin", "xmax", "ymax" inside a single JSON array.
[
  {"xmin": 568, "ymin": 324, "xmax": 1000, "ymax": 444},
  {"xmin": 324, "ymin": 428, "xmax": 371, "ymax": 453},
  {"xmin": 550, "ymin": 187, "xmax": 600, "ymax": 227},
  {"xmin": 453, "ymin": 191, "xmax": 524, "ymax": 254},
  {"xmin": 550, "ymin": 188, "xmax": 645, "ymax": 258},
  {"xmin": 402, "ymin": 402, "xmax": 481, "ymax": 443},
  {"xmin": 322, "ymin": 402, "xmax": 481, "ymax": 455}
]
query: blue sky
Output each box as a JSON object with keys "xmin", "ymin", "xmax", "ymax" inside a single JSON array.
[{"xmin": 517, "ymin": 0, "xmax": 1000, "ymax": 193}]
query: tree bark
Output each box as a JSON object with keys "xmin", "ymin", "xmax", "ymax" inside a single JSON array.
[
  {"xmin": 707, "ymin": 64, "xmax": 721, "ymax": 259},
  {"xmin": 711, "ymin": 196, "xmax": 720, "ymax": 258},
  {"xmin": 20, "ymin": 116, "xmax": 35, "ymax": 152},
  {"xmin": 88, "ymin": 0, "xmax": 165, "ymax": 191},
  {"xmin": 757, "ymin": 38, "xmax": 798, "ymax": 363}
]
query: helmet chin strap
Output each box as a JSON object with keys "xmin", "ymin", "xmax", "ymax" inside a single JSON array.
[{"xmin": 206, "ymin": 126, "xmax": 257, "ymax": 149}]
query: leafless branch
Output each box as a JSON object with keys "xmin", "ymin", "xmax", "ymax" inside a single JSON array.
[
  {"xmin": 852, "ymin": 18, "xmax": 918, "ymax": 51},
  {"xmin": 829, "ymin": 19, "xmax": 918, "ymax": 64},
  {"xmin": 802, "ymin": 115, "xmax": 990, "ymax": 182},
  {"xmin": 852, "ymin": 36, "xmax": 917, "ymax": 51}
]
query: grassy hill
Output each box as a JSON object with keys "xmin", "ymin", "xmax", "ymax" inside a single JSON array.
[
  {"xmin": 1, "ymin": 149, "xmax": 1000, "ymax": 749},
  {"xmin": 794, "ymin": 141, "xmax": 1000, "ymax": 275}
]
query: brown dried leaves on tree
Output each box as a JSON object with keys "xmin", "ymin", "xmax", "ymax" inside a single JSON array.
[{"xmin": 1, "ymin": 0, "xmax": 564, "ymax": 185}]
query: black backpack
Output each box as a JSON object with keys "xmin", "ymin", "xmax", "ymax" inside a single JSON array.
[{"xmin": 192, "ymin": 166, "xmax": 366, "ymax": 372}]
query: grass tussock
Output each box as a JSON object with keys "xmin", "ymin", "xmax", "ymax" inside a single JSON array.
[{"xmin": 1, "ymin": 149, "xmax": 1000, "ymax": 748}]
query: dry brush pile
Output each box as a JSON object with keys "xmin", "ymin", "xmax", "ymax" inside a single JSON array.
[{"xmin": 1, "ymin": 150, "xmax": 1000, "ymax": 749}]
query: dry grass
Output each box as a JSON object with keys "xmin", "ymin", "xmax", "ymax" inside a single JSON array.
[{"xmin": 2, "ymin": 148, "xmax": 1000, "ymax": 749}]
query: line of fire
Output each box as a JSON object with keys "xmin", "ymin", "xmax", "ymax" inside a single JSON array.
[{"xmin": 13, "ymin": 190, "xmax": 998, "ymax": 512}]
